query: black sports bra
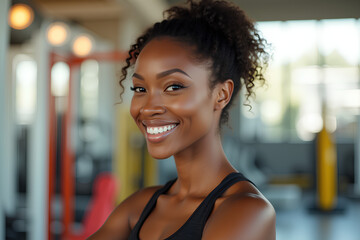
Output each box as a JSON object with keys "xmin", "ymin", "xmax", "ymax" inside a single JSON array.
[{"xmin": 128, "ymin": 172, "xmax": 253, "ymax": 240}]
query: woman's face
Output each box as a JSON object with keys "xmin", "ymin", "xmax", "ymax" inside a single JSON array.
[{"xmin": 130, "ymin": 37, "xmax": 220, "ymax": 159}]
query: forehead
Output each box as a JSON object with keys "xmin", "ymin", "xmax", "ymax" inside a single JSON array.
[{"xmin": 134, "ymin": 37, "xmax": 210, "ymax": 74}]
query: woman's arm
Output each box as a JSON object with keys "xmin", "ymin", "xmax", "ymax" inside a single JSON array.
[
  {"xmin": 86, "ymin": 194, "xmax": 133, "ymax": 240},
  {"xmin": 87, "ymin": 186, "xmax": 161, "ymax": 240},
  {"xmin": 202, "ymin": 193, "xmax": 276, "ymax": 240}
]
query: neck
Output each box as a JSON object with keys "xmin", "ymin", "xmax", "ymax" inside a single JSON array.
[{"xmin": 172, "ymin": 132, "xmax": 236, "ymax": 197}]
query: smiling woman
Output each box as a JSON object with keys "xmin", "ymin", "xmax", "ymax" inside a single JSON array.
[
  {"xmin": 130, "ymin": 38, "xmax": 222, "ymax": 159},
  {"xmin": 88, "ymin": 0, "xmax": 275, "ymax": 240}
]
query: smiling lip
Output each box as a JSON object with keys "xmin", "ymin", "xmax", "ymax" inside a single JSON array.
[{"xmin": 142, "ymin": 120, "xmax": 179, "ymax": 143}]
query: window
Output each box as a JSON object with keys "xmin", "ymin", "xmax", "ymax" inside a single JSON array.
[
  {"xmin": 240, "ymin": 19, "xmax": 360, "ymax": 142},
  {"xmin": 80, "ymin": 60, "xmax": 99, "ymax": 119},
  {"xmin": 14, "ymin": 54, "xmax": 37, "ymax": 125}
]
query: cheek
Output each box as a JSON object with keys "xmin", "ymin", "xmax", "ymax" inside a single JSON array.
[
  {"xmin": 130, "ymin": 97, "xmax": 141, "ymax": 122},
  {"xmin": 169, "ymin": 91, "xmax": 214, "ymax": 130}
]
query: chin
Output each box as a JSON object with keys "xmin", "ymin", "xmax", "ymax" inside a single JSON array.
[
  {"xmin": 146, "ymin": 142, "xmax": 175, "ymax": 160},
  {"xmin": 147, "ymin": 148, "xmax": 173, "ymax": 160}
]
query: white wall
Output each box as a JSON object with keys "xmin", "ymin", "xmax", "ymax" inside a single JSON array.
[{"xmin": 0, "ymin": 0, "xmax": 11, "ymax": 239}]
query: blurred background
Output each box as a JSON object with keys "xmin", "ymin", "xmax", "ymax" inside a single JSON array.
[{"xmin": 0, "ymin": 0, "xmax": 360, "ymax": 239}]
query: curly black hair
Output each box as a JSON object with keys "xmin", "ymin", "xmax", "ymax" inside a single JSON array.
[{"xmin": 120, "ymin": 0, "xmax": 269, "ymax": 126}]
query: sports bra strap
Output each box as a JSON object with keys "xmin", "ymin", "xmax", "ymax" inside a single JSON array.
[
  {"xmin": 195, "ymin": 172, "xmax": 251, "ymax": 227},
  {"xmin": 128, "ymin": 172, "xmax": 253, "ymax": 240},
  {"xmin": 133, "ymin": 178, "xmax": 176, "ymax": 232}
]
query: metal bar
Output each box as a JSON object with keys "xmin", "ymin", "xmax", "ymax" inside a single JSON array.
[
  {"xmin": 47, "ymin": 52, "xmax": 56, "ymax": 240},
  {"xmin": 355, "ymin": 25, "xmax": 360, "ymax": 195},
  {"xmin": 355, "ymin": 114, "xmax": 360, "ymax": 195},
  {"xmin": 28, "ymin": 22, "xmax": 50, "ymax": 240},
  {"xmin": 61, "ymin": 64, "xmax": 75, "ymax": 238}
]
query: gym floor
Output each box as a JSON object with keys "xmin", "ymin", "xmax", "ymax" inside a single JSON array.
[{"xmin": 275, "ymin": 196, "xmax": 360, "ymax": 240}]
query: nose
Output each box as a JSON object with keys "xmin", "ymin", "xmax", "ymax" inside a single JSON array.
[{"xmin": 140, "ymin": 93, "xmax": 166, "ymax": 116}]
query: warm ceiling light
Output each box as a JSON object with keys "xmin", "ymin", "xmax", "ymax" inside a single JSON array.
[
  {"xmin": 8, "ymin": 4, "xmax": 34, "ymax": 30},
  {"xmin": 47, "ymin": 22, "xmax": 69, "ymax": 46},
  {"xmin": 72, "ymin": 35, "xmax": 94, "ymax": 57}
]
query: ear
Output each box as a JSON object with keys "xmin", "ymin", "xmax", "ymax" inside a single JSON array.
[{"xmin": 214, "ymin": 79, "xmax": 234, "ymax": 110}]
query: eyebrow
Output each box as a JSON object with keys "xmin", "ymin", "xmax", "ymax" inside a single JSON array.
[{"xmin": 132, "ymin": 68, "xmax": 191, "ymax": 80}]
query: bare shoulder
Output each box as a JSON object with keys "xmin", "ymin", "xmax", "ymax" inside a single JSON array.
[
  {"xmin": 126, "ymin": 185, "xmax": 163, "ymax": 226},
  {"xmin": 87, "ymin": 185, "xmax": 162, "ymax": 240},
  {"xmin": 203, "ymin": 181, "xmax": 276, "ymax": 240}
]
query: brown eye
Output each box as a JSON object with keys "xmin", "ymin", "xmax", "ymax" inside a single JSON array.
[
  {"xmin": 165, "ymin": 84, "xmax": 184, "ymax": 92},
  {"xmin": 130, "ymin": 86, "xmax": 146, "ymax": 93}
]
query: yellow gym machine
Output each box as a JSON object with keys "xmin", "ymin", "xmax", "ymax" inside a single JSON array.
[
  {"xmin": 310, "ymin": 102, "xmax": 345, "ymax": 213},
  {"xmin": 113, "ymin": 107, "xmax": 158, "ymax": 202}
]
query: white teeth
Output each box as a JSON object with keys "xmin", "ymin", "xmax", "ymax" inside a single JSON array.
[{"xmin": 146, "ymin": 124, "xmax": 177, "ymax": 135}]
